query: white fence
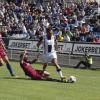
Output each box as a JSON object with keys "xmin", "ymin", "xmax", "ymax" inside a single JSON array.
[{"xmin": 2, "ymin": 38, "xmax": 100, "ymax": 68}]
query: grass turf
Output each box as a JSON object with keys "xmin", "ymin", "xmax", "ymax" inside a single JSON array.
[{"xmin": 0, "ymin": 62, "xmax": 100, "ymax": 100}]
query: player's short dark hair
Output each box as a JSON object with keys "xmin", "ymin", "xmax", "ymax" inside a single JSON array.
[
  {"xmin": 46, "ymin": 27, "xmax": 52, "ymax": 33},
  {"xmin": 20, "ymin": 53, "xmax": 24, "ymax": 58}
]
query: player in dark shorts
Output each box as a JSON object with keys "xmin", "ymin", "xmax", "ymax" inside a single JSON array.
[
  {"xmin": 0, "ymin": 34, "xmax": 17, "ymax": 77},
  {"xmin": 20, "ymin": 50, "xmax": 50, "ymax": 80}
]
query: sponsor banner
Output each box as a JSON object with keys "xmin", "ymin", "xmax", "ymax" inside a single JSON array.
[
  {"xmin": 8, "ymin": 40, "xmax": 43, "ymax": 51},
  {"xmin": 8, "ymin": 40, "xmax": 33, "ymax": 50},
  {"xmin": 58, "ymin": 42, "xmax": 73, "ymax": 53},
  {"xmin": 73, "ymin": 43, "xmax": 100, "ymax": 56},
  {"xmin": 7, "ymin": 39, "xmax": 100, "ymax": 56},
  {"xmin": 8, "ymin": 40, "xmax": 73, "ymax": 53}
]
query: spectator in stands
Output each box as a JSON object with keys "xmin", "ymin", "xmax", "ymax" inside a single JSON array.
[
  {"xmin": 67, "ymin": 29, "xmax": 73, "ymax": 37},
  {"xmin": 27, "ymin": 13, "xmax": 33, "ymax": 23},
  {"xmin": 62, "ymin": 20, "xmax": 70, "ymax": 30},
  {"xmin": 40, "ymin": 0, "xmax": 44, "ymax": 6},
  {"xmin": 71, "ymin": 33, "xmax": 76, "ymax": 41},
  {"xmin": 63, "ymin": 33, "xmax": 70, "ymax": 42},
  {"xmin": 30, "ymin": 28, "xmax": 36, "ymax": 39},
  {"xmin": 43, "ymin": 20, "xmax": 49, "ymax": 28},
  {"xmin": 75, "ymin": 29, "xmax": 80, "ymax": 35},
  {"xmin": 74, "ymin": 51, "xmax": 93, "ymax": 69},
  {"xmin": 64, "ymin": 5, "xmax": 71, "ymax": 16},
  {"xmin": 26, "ymin": 33, "xmax": 30, "ymax": 39},
  {"xmin": 62, "ymin": 28, "xmax": 66, "ymax": 36},
  {"xmin": 85, "ymin": 4, "xmax": 92, "ymax": 16},
  {"xmin": 79, "ymin": 9, "xmax": 85, "ymax": 19},
  {"xmin": 80, "ymin": 25, "xmax": 87, "ymax": 41},
  {"xmin": 70, "ymin": 10, "xmax": 75, "ymax": 18},
  {"xmin": 75, "ymin": 8, "xmax": 80, "ymax": 20},
  {"xmin": 93, "ymin": 20, "xmax": 100, "ymax": 37},
  {"xmin": 57, "ymin": 34, "xmax": 64, "ymax": 41},
  {"xmin": 0, "ymin": 0, "xmax": 99, "ymax": 42},
  {"xmin": 90, "ymin": 15, "xmax": 98, "ymax": 27},
  {"xmin": 76, "ymin": 34, "xmax": 81, "ymax": 42},
  {"xmin": 70, "ymin": 15, "xmax": 78, "ymax": 30},
  {"xmin": 78, "ymin": 23, "xmax": 82, "ymax": 31},
  {"xmin": 86, "ymin": 34, "xmax": 92, "ymax": 42},
  {"xmin": 86, "ymin": 23, "xmax": 91, "ymax": 34},
  {"xmin": 21, "ymin": 24, "xmax": 27, "ymax": 34},
  {"xmin": 89, "ymin": 0, "xmax": 93, "ymax": 5},
  {"xmin": 77, "ymin": 1, "xmax": 82, "ymax": 11},
  {"xmin": 58, "ymin": 28, "xmax": 62, "ymax": 36},
  {"xmin": 0, "ymin": 10, "xmax": 4, "ymax": 19},
  {"xmin": 92, "ymin": 35, "xmax": 99, "ymax": 42},
  {"xmin": 93, "ymin": 0, "xmax": 98, "ymax": 8},
  {"xmin": 40, "ymin": 29, "xmax": 45, "ymax": 36}
]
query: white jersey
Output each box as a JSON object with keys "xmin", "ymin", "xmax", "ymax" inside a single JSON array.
[{"xmin": 43, "ymin": 35, "xmax": 56, "ymax": 54}]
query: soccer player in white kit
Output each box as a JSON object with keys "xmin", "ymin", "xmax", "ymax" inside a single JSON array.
[{"xmin": 37, "ymin": 28, "xmax": 66, "ymax": 81}]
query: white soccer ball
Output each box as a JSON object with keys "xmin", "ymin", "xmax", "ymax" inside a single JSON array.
[{"xmin": 69, "ymin": 76, "xmax": 76, "ymax": 83}]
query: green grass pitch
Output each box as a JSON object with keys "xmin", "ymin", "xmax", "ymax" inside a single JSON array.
[{"xmin": 0, "ymin": 61, "xmax": 100, "ymax": 100}]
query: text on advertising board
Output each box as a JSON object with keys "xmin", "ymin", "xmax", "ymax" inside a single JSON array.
[{"xmin": 73, "ymin": 43, "xmax": 100, "ymax": 55}]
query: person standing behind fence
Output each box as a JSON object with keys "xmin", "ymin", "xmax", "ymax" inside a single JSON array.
[
  {"xmin": 37, "ymin": 27, "xmax": 66, "ymax": 81},
  {"xmin": 0, "ymin": 34, "xmax": 17, "ymax": 77},
  {"xmin": 74, "ymin": 51, "xmax": 93, "ymax": 69}
]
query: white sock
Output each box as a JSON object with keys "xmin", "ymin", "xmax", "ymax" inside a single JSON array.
[{"xmin": 58, "ymin": 71, "xmax": 63, "ymax": 77}]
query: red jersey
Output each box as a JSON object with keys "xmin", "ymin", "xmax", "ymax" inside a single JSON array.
[
  {"xmin": 0, "ymin": 34, "xmax": 6, "ymax": 58},
  {"xmin": 95, "ymin": 38, "xmax": 99, "ymax": 42},
  {"xmin": 0, "ymin": 41, "xmax": 5, "ymax": 53},
  {"xmin": 89, "ymin": 1, "xmax": 93, "ymax": 5},
  {"xmin": 20, "ymin": 61, "xmax": 43, "ymax": 80},
  {"xmin": 65, "ymin": 7, "xmax": 71, "ymax": 13},
  {"xmin": 0, "ymin": 34, "xmax": 4, "ymax": 53}
]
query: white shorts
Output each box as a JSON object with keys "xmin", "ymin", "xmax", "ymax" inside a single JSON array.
[{"xmin": 43, "ymin": 52, "xmax": 57, "ymax": 63}]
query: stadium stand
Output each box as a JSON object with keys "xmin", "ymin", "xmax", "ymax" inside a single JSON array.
[{"xmin": 0, "ymin": 0, "xmax": 100, "ymax": 42}]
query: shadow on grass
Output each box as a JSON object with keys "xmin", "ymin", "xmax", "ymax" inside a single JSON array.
[
  {"xmin": 73, "ymin": 67, "xmax": 100, "ymax": 71},
  {"xmin": 90, "ymin": 68, "xmax": 100, "ymax": 71},
  {"xmin": 3, "ymin": 77, "xmax": 31, "ymax": 80},
  {"xmin": 80, "ymin": 67, "xmax": 100, "ymax": 71},
  {"xmin": 3, "ymin": 77, "xmax": 68, "ymax": 83}
]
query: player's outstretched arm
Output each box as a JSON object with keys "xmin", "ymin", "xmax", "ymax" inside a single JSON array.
[
  {"xmin": 37, "ymin": 37, "xmax": 44, "ymax": 47},
  {"xmin": 55, "ymin": 40, "xmax": 63, "ymax": 53},
  {"xmin": 30, "ymin": 53, "xmax": 40, "ymax": 64},
  {"xmin": 1, "ymin": 42, "xmax": 8, "ymax": 52},
  {"xmin": 20, "ymin": 49, "xmax": 27, "ymax": 64}
]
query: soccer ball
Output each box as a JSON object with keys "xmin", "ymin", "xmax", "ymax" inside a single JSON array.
[{"xmin": 68, "ymin": 76, "xmax": 76, "ymax": 83}]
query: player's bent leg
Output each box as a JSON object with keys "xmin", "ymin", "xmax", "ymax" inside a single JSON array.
[
  {"xmin": 43, "ymin": 71, "xmax": 50, "ymax": 76},
  {"xmin": 52, "ymin": 58, "xmax": 66, "ymax": 81},
  {"xmin": 52, "ymin": 58, "xmax": 60, "ymax": 69},
  {"xmin": 2, "ymin": 56, "xmax": 9, "ymax": 63},
  {"xmin": 43, "ymin": 63, "xmax": 48, "ymax": 71},
  {"xmin": 42, "ymin": 54, "xmax": 50, "ymax": 71},
  {"xmin": 2, "ymin": 56, "xmax": 15, "ymax": 76},
  {"xmin": 0, "ymin": 58, "xmax": 4, "ymax": 66}
]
